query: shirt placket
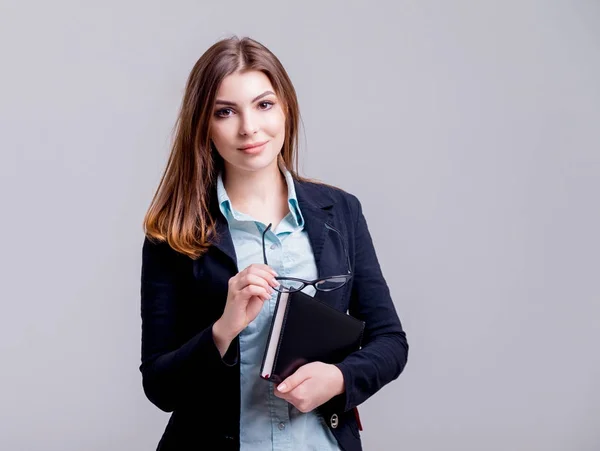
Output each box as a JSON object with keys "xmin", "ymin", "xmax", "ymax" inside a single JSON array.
[{"xmin": 264, "ymin": 228, "xmax": 293, "ymax": 451}]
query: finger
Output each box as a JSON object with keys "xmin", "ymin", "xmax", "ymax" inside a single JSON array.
[
  {"xmin": 237, "ymin": 273, "xmax": 277, "ymax": 294},
  {"xmin": 247, "ymin": 263, "xmax": 278, "ymax": 277},
  {"xmin": 238, "ymin": 272, "xmax": 279, "ymax": 292},
  {"xmin": 273, "ymin": 389, "xmax": 289, "ymax": 400},
  {"xmin": 273, "ymin": 387, "xmax": 298, "ymax": 403},
  {"xmin": 277, "ymin": 367, "xmax": 310, "ymax": 393},
  {"xmin": 241, "ymin": 285, "xmax": 271, "ymax": 301},
  {"xmin": 244, "ymin": 266, "xmax": 279, "ymax": 286}
]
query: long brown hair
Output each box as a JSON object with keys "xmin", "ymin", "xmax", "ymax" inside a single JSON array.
[{"xmin": 143, "ymin": 36, "xmax": 317, "ymax": 259}]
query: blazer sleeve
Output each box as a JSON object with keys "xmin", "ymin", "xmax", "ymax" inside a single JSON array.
[
  {"xmin": 334, "ymin": 195, "xmax": 409, "ymax": 412},
  {"xmin": 139, "ymin": 236, "xmax": 238, "ymax": 413}
]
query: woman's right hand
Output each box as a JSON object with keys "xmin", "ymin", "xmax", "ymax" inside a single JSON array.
[{"xmin": 212, "ymin": 264, "xmax": 279, "ymax": 356}]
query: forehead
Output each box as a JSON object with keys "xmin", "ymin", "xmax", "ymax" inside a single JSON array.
[{"xmin": 215, "ymin": 70, "xmax": 275, "ymax": 102}]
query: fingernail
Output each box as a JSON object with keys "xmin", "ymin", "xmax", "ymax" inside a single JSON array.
[
  {"xmin": 272, "ymin": 279, "xmax": 279, "ymax": 286},
  {"xmin": 277, "ymin": 383, "xmax": 287, "ymax": 392}
]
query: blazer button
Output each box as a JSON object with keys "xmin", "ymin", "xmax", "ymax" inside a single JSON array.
[{"xmin": 330, "ymin": 413, "xmax": 339, "ymax": 429}]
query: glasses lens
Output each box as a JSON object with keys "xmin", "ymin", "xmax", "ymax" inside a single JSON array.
[
  {"xmin": 276, "ymin": 279, "xmax": 305, "ymax": 292},
  {"xmin": 315, "ymin": 276, "xmax": 348, "ymax": 291}
]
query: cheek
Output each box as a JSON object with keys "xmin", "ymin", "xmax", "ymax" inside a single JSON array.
[
  {"xmin": 264, "ymin": 111, "xmax": 286, "ymax": 135},
  {"xmin": 210, "ymin": 122, "xmax": 235, "ymax": 146}
]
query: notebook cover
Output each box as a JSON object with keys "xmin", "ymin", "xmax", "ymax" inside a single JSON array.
[{"xmin": 260, "ymin": 290, "xmax": 365, "ymax": 384}]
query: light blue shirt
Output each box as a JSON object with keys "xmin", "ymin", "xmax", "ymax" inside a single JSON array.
[{"xmin": 217, "ymin": 166, "xmax": 340, "ymax": 451}]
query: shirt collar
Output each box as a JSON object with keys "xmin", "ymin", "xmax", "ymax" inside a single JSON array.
[{"xmin": 216, "ymin": 162, "xmax": 304, "ymax": 228}]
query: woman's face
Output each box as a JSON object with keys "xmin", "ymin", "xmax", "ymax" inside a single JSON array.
[{"xmin": 210, "ymin": 70, "xmax": 286, "ymax": 175}]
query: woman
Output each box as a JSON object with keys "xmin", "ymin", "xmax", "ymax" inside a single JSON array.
[{"xmin": 140, "ymin": 36, "xmax": 408, "ymax": 451}]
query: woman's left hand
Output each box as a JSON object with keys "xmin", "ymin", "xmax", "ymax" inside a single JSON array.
[{"xmin": 273, "ymin": 362, "xmax": 345, "ymax": 413}]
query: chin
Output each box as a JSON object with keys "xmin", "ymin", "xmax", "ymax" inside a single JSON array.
[{"xmin": 229, "ymin": 153, "xmax": 280, "ymax": 173}]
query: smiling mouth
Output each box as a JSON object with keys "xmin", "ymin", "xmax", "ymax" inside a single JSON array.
[{"xmin": 237, "ymin": 141, "xmax": 269, "ymax": 151}]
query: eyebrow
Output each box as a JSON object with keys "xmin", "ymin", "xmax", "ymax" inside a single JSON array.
[{"xmin": 214, "ymin": 90, "xmax": 275, "ymax": 107}]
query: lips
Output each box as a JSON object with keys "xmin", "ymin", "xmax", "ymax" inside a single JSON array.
[{"xmin": 237, "ymin": 141, "xmax": 269, "ymax": 151}]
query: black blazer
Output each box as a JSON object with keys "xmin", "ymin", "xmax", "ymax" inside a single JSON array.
[{"xmin": 140, "ymin": 178, "xmax": 409, "ymax": 451}]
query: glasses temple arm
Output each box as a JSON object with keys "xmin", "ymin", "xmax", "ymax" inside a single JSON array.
[
  {"xmin": 324, "ymin": 223, "xmax": 352, "ymax": 275},
  {"xmin": 262, "ymin": 223, "xmax": 272, "ymax": 266}
]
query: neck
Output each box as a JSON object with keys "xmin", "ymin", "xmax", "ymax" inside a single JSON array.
[{"xmin": 222, "ymin": 159, "xmax": 288, "ymax": 212}]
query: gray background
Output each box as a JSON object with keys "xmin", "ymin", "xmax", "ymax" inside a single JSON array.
[{"xmin": 1, "ymin": 0, "xmax": 599, "ymax": 450}]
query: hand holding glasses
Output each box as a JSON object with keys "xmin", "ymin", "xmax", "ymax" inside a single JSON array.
[
  {"xmin": 262, "ymin": 222, "xmax": 352, "ymax": 293},
  {"xmin": 213, "ymin": 221, "xmax": 353, "ymax": 356}
]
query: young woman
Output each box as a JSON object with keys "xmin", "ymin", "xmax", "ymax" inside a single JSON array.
[{"xmin": 140, "ymin": 36, "xmax": 408, "ymax": 451}]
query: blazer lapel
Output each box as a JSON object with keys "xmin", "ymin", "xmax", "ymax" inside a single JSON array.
[
  {"xmin": 294, "ymin": 179, "xmax": 335, "ymax": 277},
  {"xmin": 210, "ymin": 209, "xmax": 238, "ymax": 269}
]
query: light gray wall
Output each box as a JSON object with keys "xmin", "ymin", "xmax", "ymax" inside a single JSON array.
[{"xmin": 1, "ymin": 1, "xmax": 598, "ymax": 450}]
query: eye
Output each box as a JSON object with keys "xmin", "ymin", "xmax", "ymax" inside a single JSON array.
[
  {"xmin": 215, "ymin": 108, "xmax": 234, "ymax": 118},
  {"xmin": 258, "ymin": 101, "xmax": 274, "ymax": 110}
]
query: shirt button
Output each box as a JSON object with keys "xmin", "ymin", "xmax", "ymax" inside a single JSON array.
[
  {"xmin": 270, "ymin": 243, "xmax": 278, "ymax": 250},
  {"xmin": 278, "ymin": 422, "xmax": 286, "ymax": 430},
  {"xmin": 330, "ymin": 414, "xmax": 339, "ymax": 428}
]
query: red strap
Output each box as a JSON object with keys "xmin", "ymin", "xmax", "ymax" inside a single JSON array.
[{"xmin": 353, "ymin": 407, "xmax": 363, "ymax": 431}]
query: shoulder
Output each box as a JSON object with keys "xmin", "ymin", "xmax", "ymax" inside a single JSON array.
[
  {"xmin": 294, "ymin": 178, "xmax": 362, "ymax": 220},
  {"xmin": 142, "ymin": 234, "xmax": 192, "ymax": 268}
]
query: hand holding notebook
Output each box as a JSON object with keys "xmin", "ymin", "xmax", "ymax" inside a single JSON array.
[
  {"xmin": 273, "ymin": 360, "xmax": 346, "ymax": 413},
  {"xmin": 260, "ymin": 289, "xmax": 365, "ymax": 384},
  {"xmin": 259, "ymin": 222, "xmax": 364, "ymax": 385}
]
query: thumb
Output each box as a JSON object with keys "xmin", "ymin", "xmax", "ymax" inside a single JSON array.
[{"xmin": 277, "ymin": 367, "xmax": 309, "ymax": 393}]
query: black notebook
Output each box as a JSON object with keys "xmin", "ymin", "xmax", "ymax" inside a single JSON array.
[{"xmin": 260, "ymin": 289, "xmax": 365, "ymax": 384}]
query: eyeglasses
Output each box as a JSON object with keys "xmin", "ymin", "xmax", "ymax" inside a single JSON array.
[{"xmin": 262, "ymin": 222, "xmax": 352, "ymax": 293}]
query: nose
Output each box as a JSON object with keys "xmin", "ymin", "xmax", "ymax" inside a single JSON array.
[{"xmin": 239, "ymin": 111, "xmax": 259, "ymax": 136}]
